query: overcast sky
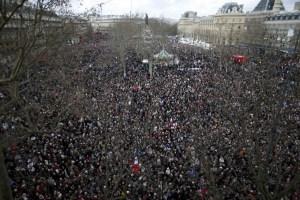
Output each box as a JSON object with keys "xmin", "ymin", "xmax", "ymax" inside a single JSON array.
[{"xmin": 73, "ymin": 0, "xmax": 297, "ymax": 19}]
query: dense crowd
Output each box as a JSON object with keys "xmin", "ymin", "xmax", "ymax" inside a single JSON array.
[{"xmin": 2, "ymin": 40, "xmax": 300, "ymax": 200}]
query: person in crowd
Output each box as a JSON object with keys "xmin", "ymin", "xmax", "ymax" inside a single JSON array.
[{"xmin": 2, "ymin": 39, "xmax": 300, "ymax": 200}]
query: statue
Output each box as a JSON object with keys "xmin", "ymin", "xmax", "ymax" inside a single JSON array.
[
  {"xmin": 232, "ymin": 6, "xmax": 237, "ymax": 13},
  {"xmin": 145, "ymin": 14, "xmax": 149, "ymax": 26}
]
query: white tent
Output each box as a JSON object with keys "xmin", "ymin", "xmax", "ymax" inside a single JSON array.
[{"xmin": 154, "ymin": 49, "xmax": 174, "ymax": 60}]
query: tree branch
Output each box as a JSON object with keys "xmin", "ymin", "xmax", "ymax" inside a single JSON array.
[{"xmin": 0, "ymin": 0, "xmax": 27, "ymax": 31}]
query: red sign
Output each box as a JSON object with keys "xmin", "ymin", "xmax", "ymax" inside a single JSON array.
[
  {"xmin": 232, "ymin": 55, "xmax": 247, "ymax": 64},
  {"xmin": 131, "ymin": 163, "xmax": 141, "ymax": 174}
]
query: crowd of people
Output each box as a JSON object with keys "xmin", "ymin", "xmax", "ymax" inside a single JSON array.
[{"xmin": 2, "ymin": 38, "xmax": 300, "ymax": 200}]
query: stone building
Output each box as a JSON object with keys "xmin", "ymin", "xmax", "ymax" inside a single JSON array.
[
  {"xmin": 0, "ymin": 1, "xmax": 93, "ymax": 72},
  {"xmin": 252, "ymin": 0, "xmax": 285, "ymax": 12},
  {"xmin": 178, "ymin": 0, "xmax": 300, "ymax": 52},
  {"xmin": 214, "ymin": 2, "xmax": 246, "ymax": 45},
  {"xmin": 177, "ymin": 12, "xmax": 199, "ymax": 38},
  {"xmin": 64, "ymin": 16, "xmax": 90, "ymax": 44},
  {"xmin": 0, "ymin": 2, "xmax": 92, "ymax": 53},
  {"xmin": 295, "ymin": 2, "xmax": 300, "ymax": 11},
  {"xmin": 264, "ymin": 11, "xmax": 300, "ymax": 51},
  {"xmin": 178, "ymin": 3, "xmax": 246, "ymax": 46},
  {"xmin": 194, "ymin": 16, "xmax": 216, "ymax": 44},
  {"xmin": 0, "ymin": 7, "xmax": 63, "ymax": 53}
]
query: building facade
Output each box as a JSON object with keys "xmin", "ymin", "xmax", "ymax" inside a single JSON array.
[
  {"xmin": 178, "ymin": 0, "xmax": 300, "ymax": 52},
  {"xmin": 0, "ymin": 2, "xmax": 92, "ymax": 53},
  {"xmin": 177, "ymin": 12, "xmax": 199, "ymax": 38},
  {"xmin": 264, "ymin": 12, "xmax": 300, "ymax": 51},
  {"xmin": 0, "ymin": 8, "xmax": 63, "ymax": 53},
  {"xmin": 195, "ymin": 16, "xmax": 216, "ymax": 44},
  {"xmin": 64, "ymin": 16, "xmax": 90, "ymax": 44},
  {"xmin": 89, "ymin": 15, "xmax": 144, "ymax": 32},
  {"xmin": 214, "ymin": 3, "xmax": 246, "ymax": 45}
]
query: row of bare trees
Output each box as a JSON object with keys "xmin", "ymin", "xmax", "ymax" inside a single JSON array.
[
  {"xmin": 109, "ymin": 15, "xmax": 177, "ymax": 79},
  {"xmin": 0, "ymin": 1, "xmax": 92, "ymax": 199},
  {"xmin": 0, "ymin": 0, "xmax": 84, "ymax": 131}
]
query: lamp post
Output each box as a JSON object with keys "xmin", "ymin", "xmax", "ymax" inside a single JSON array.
[{"xmin": 294, "ymin": 29, "xmax": 300, "ymax": 53}]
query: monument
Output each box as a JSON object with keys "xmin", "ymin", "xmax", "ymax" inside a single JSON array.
[
  {"xmin": 145, "ymin": 14, "xmax": 149, "ymax": 26},
  {"xmin": 143, "ymin": 13, "xmax": 153, "ymax": 43}
]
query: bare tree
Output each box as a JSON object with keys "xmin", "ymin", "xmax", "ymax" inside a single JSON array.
[
  {"xmin": 0, "ymin": 1, "xmax": 80, "ymax": 198},
  {"xmin": 111, "ymin": 18, "xmax": 140, "ymax": 78}
]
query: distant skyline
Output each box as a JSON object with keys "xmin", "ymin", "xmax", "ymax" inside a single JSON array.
[{"xmin": 72, "ymin": 0, "xmax": 298, "ymax": 19}]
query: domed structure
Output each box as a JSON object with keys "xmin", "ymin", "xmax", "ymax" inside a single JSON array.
[{"xmin": 218, "ymin": 2, "xmax": 244, "ymax": 14}]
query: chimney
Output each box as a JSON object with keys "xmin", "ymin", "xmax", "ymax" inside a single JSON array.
[
  {"xmin": 295, "ymin": 2, "xmax": 300, "ymax": 11},
  {"xmin": 273, "ymin": 0, "xmax": 285, "ymax": 12}
]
